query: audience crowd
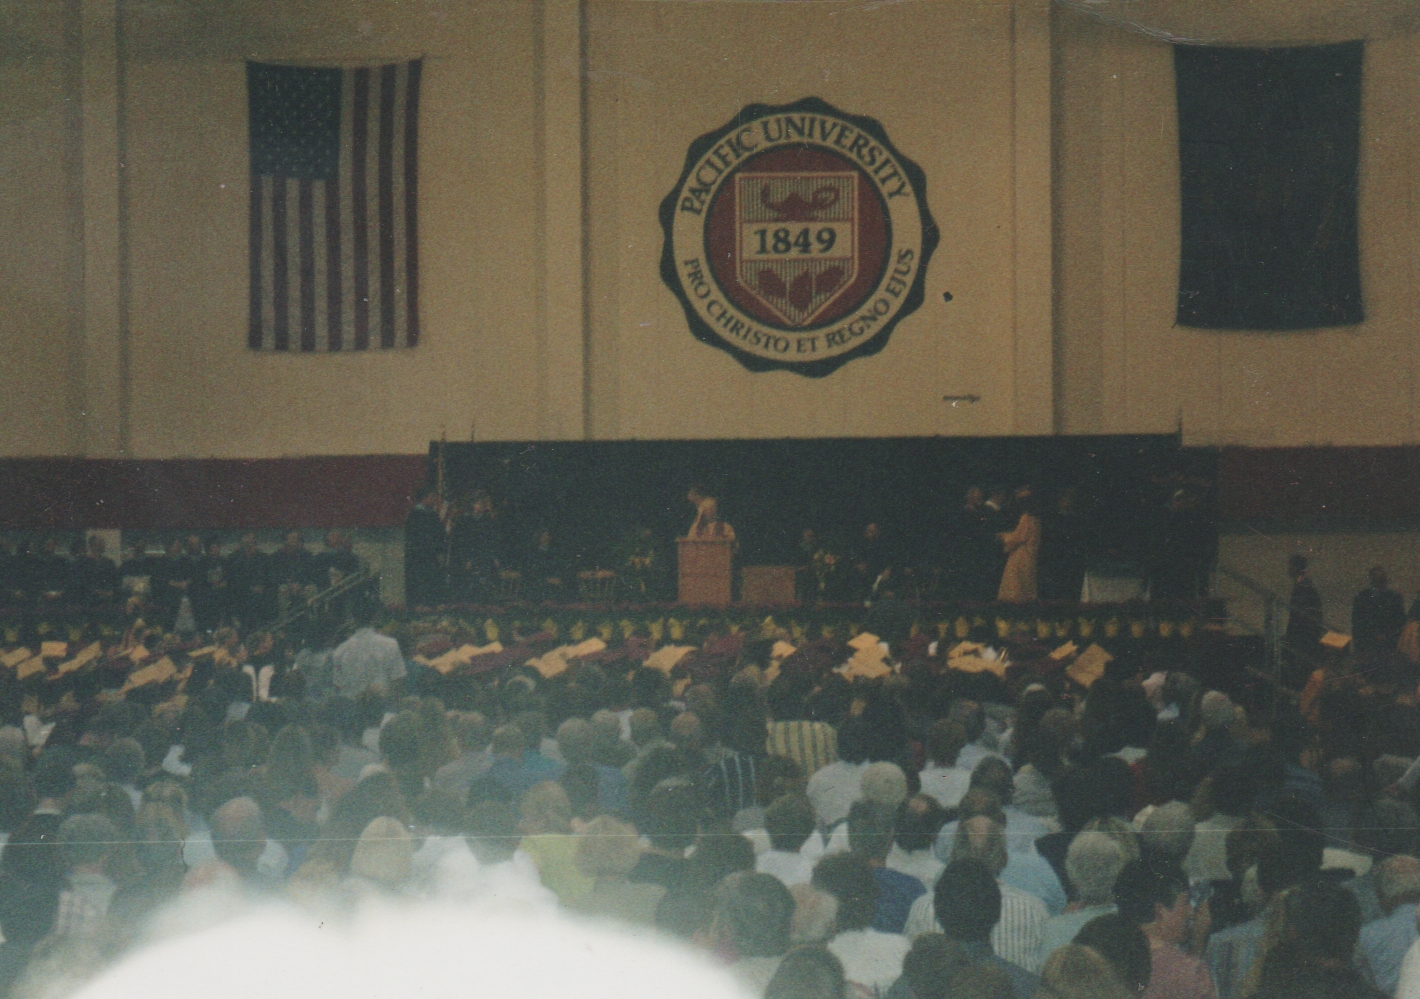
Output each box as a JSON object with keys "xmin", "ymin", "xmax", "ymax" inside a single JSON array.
[{"xmin": 0, "ymin": 572, "xmax": 1417, "ymax": 999}]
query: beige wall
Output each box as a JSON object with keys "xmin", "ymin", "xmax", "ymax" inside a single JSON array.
[
  {"xmin": 583, "ymin": 0, "xmax": 1054, "ymax": 440},
  {"xmin": 1053, "ymin": 6, "xmax": 1420, "ymax": 446},
  {"xmin": 4, "ymin": 1, "xmax": 1420, "ymax": 459}
]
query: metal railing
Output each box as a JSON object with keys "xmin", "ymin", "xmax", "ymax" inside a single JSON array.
[{"xmin": 267, "ymin": 567, "xmax": 381, "ymax": 631}]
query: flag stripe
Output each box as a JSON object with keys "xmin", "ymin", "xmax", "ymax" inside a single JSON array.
[
  {"xmin": 323, "ymin": 174, "xmax": 341, "ymax": 350},
  {"xmin": 390, "ymin": 64, "xmax": 408, "ymax": 349},
  {"xmin": 404, "ymin": 59, "xmax": 421, "ymax": 347},
  {"xmin": 351, "ymin": 67, "xmax": 371, "ymax": 351},
  {"xmin": 248, "ymin": 174, "xmax": 263, "ymax": 348},
  {"xmin": 271, "ymin": 177, "xmax": 289, "ymax": 351},
  {"xmin": 248, "ymin": 60, "xmax": 420, "ymax": 352},
  {"xmin": 378, "ymin": 63, "xmax": 397, "ymax": 349},
  {"xmin": 298, "ymin": 178, "xmax": 315, "ymax": 351}
]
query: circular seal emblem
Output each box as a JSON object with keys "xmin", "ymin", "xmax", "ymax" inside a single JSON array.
[{"xmin": 660, "ymin": 97, "xmax": 938, "ymax": 377}]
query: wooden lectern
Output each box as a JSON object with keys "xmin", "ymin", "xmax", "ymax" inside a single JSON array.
[{"xmin": 677, "ymin": 537, "xmax": 733, "ymax": 607}]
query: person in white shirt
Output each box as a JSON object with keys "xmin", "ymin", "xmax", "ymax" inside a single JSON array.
[
  {"xmin": 918, "ymin": 719, "xmax": 973, "ymax": 810},
  {"xmin": 949, "ymin": 700, "xmax": 1008, "ymax": 775},
  {"xmin": 813, "ymin": 853, "xmax": 910, "ymax": 995},
  {"xmin": 756, "ymin": 794, "xmax": 818, "ymax": 887},
  {"xmin": 886, "ymin": 794, "xmax": 947, "ymax": 890},
  {"xmin": 53, "ymin": 813, "xmax": 119, "ymax": 938},
  {"xmin": 807, "ymin": 756, "xmax": 869, "ymax": 831},
  {"xmin": 331, "ymin": 603, "xmax": 407, "ymax": 699},
  {"xmin": 906, "ymin": 816, "xmax": 1047, "ymax": 973},
  {"xmin": 435, "ymin": 801, "xmax": 557, "ymax": 912}
]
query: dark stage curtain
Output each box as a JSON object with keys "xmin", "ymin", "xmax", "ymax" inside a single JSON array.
[{"xmin": 1174, "ymin": 41, "xmax": 1363, "ymax": 331}]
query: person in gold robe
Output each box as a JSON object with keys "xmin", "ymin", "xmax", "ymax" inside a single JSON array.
[{"xmin": 997, "ymin": 488, "xmax": 1041, "ymax": 603}]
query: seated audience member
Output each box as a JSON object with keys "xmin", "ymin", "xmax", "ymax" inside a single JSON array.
[
  {"xmin": 1037, "ymin": 831, "xmax": 1127, "ymax": 964},
  {"xmin": 812, "ymin": 853, "xmax": 910, "ymax": 996},
  {"xmin": 345, "ymin": 816, "xmax": 415, "ymax": 899},
  {"xmin": 807, "ymin": 728, "xmax": 871, "ymax": 830},
  {"xmin": 1114, "ymin": 859, "xmax": 1215, "ymax": 999},
  {"xmin": 569, "ymin": 815, "xmax": 665, "ymax": 926},
  {"xmin": 847, "ymin": 800, "xmax": 925, "ymax": 934},
  {"xmin": 490, "ymin": 724, "xmax": 564, "ymax": 802},
  {"xmin": 436, "ymin": 800, "xmax": 554, "ymax": 911},
  {"xmin": 1137, "ymin": 800, "xmax": 1196, "ymax": 867},
  {"xmin": 1252, "ymin": 880, "xmax": 1385, "ymax": 999},
  {"xmin": 908, "ymin": 816, "xmax": 1048, "ymax": 973},
  {"xmin": 789, "ymin": 884, "xmax": 839, "ymax": 946},
  {"xmin": 948, "ymin": 701, "xmax": 1006, "ymax": 774},
  {"xmin": 517, "ymin": 781, "xmax": 593, "ymax": 906},
  {"xmin": 52, "ymin": 813, "xmax": 119, "ymax": 939},
  {"xmin": 886, "ymin": 795, "xmax": 946, "ymax": 890},
  {"xmin": 884, "ymin": 933, "xmax": 971, "ymax": 999},
  {"xmin": 939, "ymin": 789, "xmax": 1066, "ymax": 915},
  {"xmin": 918, "ymin": 719, "xmax": 971, "ymax": 810},
  {"xmin": 929, "ymin": 858, "xmax": 1040, "ymax": 998},
  {"xmin": 208, "ymin": 796, "xmax": 280, "ymax": 891},
  {"xmin": 711, "ymin": 871, "xmax": 796, "ymax": 996},
  {"xmin": 1190, "ymin": 692, "xmax": 1243, "ymax": 782},
  {"xmin": 558, "ymin": 717, "xmax": 630, "ymax": 817},
  {"xmin": 1073, "ymin": 914, "xmax": 1152, "ymax": 997},
  {"xmin": 824, "ymin": 762, "xmax": 909, "ymax": 855},
  {"xmin": 764, "ymin": 945, "xmax": 849, "ymax": 999},
  {"xmin": 629, "ymin": 779, "xmax": 698, "ymax": 892},
  {"xmin": 766, "ymin": 683, "xmax": 839, "ymax": 780},
  {"xmin": 1184, "ymin": 763, "xmax": 1252, "ymax": 884},
  {"xmin": 432, "ymin": 712, "xmax": 492, "ymax": 799},
  {"xmin": 1036, "ymin": 944, "xmax": 1133, "ymax": 999},
  {"xmin": 935, "ymin": 759, "xmax": 1049, "ymax": 859},
  {"xmin": 703, "ymin": 679, "xmax": 768, "ymax": 822},
  {"xmin": 758, "ymin": 795, "xmax": 819, "ymax": 887},
  {"xmin": 1343, "ymin": 797, "xmax": 1418, "ymax": 925},
  {"xmin": 1205, "ymin": 800, "xmax": 1324, "ymax": 999},
  {"xmin": 1012, "ymin": 708, "xmax": 1073, "ymax": 821},
  {"xmin": 1357, "ymin": 854, "xmax": 1420, "ymax": 995}
]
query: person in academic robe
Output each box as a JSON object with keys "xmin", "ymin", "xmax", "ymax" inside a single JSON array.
[
  {"xmin": 0, "ymin": 540, "xmax": 21, "ymax": 608},
  {"xmin": 1283, "ymin": 554, "xmax": 1325, "ymax": 686},
  {"xmin": 194, "ymin": 541, "xmax": 232, "ymax": 631},
  {"xmin": 269, "ymin": 531, "xmax": 316, "ymax": 618},
  {"xmin": 1352, "ymin": 566, "xmax": 1406, "ymax": 655},
  {"xmin": 71, "ymin": 535, "xmax": 120, "ymax": 606},
  {"xmin": 314, "ymin": 531, "xmax": 361, "ymax": 590},
  {"xmin": 525, "ymin": 528, "xmax": 569, "ymax": 602},
  {"xmin": 851, "ymin": 523, "xmax": 890, "ymax": 601},
  {"xmin": 976, "ymin": 487, "xmax": 1011, "ymax": 601},
  {"xmin": 997, "ymin": 489, "xmax": 1041, "ymax": 604},
  {"xmin": 28, "ymin": 537, "xmax": 71, "ymax": 607},
  {"xmin": 154, "ymin": 538, "xmax": 193, "ymax": 627},
  {"xmin": 227, "ymin": 533, "xmax": 273, "ymax": 627},
  {"xmin": 448, "ymin": 492, "xmax": 501, "ymax": 602},
  {"xmin": 403, "ymin": 489, "xmax": 447, "ymax": 609},
  {"xmin": 1039, "ymin": 488, "xmax": 1091, "ymax": 602}
]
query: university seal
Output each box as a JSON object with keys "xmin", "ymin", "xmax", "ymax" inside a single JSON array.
[{"xmin": 660, "ymin": 98, "xmax": 938, "ymax": 377}]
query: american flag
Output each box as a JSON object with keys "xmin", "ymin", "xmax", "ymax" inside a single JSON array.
[{"xmin": 247, "ymin": 61, "xmax": 421, "ymax": 352}]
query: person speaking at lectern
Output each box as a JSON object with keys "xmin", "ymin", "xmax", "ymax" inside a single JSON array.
[{"xmin": 686, "ymin": 485, "xmax": 735, "ymax": 542}]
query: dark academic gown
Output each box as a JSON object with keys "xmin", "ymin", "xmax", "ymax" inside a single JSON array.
[
  {"xmin": 404, "ymin": 505, "xmax": 447, "ymax": 608},
  {"xmin": 227, "ymin": 549, "xmax": 274, "ymax": 626},
  {"xmin": 1284, "ymin": 578, "xmax": 1325, "ymax": 658},
  {"xmin": 269, "ymin": 547, "xmax": 316, "ymax": 590},
  {"xmin": 973, "ymin": 504, "xmax": 1009, "ymax": 602},
  {"xmin": 1039, "ymin": 511, "xmax": 1090, "ymax": 602},
  {"xmin": 70, "ymin": 554, "xmax": 120, "ymax": 605},
  {"xmin": 448, "ymin": 514, "xmax": 500, "ymax": 601},
  {"xmin": 1353, "ymin": 586, "xmax": 1406, "ymax": 654}
]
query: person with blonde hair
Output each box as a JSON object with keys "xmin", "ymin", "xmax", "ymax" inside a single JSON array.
[
  {"xmin": 567, "ymin": 815, "xmax": 663, "ymax": 926},
  {"xmin": 1036, "ymin": 944, "xmax": 1133, "ymax": 999},
  {"xmin": 345, "ymin": 816, "xmax": 414, "ymax": 897},
  {"xmin": 518, "ymin": 781, "xmax": 592, "ymax": 905}
]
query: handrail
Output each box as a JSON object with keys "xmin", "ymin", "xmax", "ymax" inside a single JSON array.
[
  {"xmin": 1214, "ymin": 563, "xmax": 1347, "ymax": 637},
  {"xmin": 267, "ymin": 567, "xmax": 380, "ymax": 631}
]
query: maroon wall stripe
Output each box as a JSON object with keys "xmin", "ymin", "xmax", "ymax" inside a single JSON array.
[
  {"xmin": 270, "ymin": 179, "xmax": 289, "ymax": 352},
  {"xmin": 0, "ymin": 457, "xmax": 430, "ymax": 530},
  {"xmin": 350, "ymin": 67, "xmax": 371, "ymax": 351},
  {"xmin": 297, "ymin": 178, "xmax": 316, "ymax": 352},
  {"xmin": 324, "ymin": 175, "xmax": 343, "ymax": 351},
  {"xmin": 377, "ymin": 64, "xmax": 397, "ymax": 350},
  {"xmin": 248, "ymin": 175, "xmax": 264, "ymax": 349},
  {"xmin": 404, "ymin": 60, "xmax": 421, "ymax": 347}
]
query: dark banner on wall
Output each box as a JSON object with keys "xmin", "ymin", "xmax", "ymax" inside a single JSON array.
[{"xmin": 1174, "ymin": 42, "xmax": 1363, "ymax": 331}]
